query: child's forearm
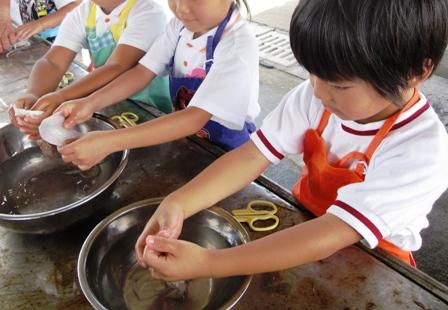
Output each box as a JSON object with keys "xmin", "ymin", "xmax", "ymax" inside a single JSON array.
[
  {"xmin": 34, "ymin": 1, "xmax": 80, "ymax": 30},
  {"xmin": 88, "ymin": 64, "xmax": 156, "ymax": 111},
  {"xmin": 27, "ymin": 50, "xmax": 73, "ymax": 97},
  {"xmin": 105, "ymin": 106, "xmax": 211, "ymax": 152},
  {"xmin": 207, "ymin": 213, "xmax": 361, "ymax": 278},
  {"xmin": 168, "ymin": 141, "xmax": 271, "ymax": 218},
  {"xmin": 0, "ymin": 0, "xmax": 9, "ymax": 20},
  {"xmin": 55, "ymin": 46, "xmax": 146, "ymax": 103}
]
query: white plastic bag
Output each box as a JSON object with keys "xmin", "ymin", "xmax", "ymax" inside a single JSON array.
[
  {"xmin": 13, "ymin": 105, "xmax": 44, "ymax": 118},
  {"xmin": 38, "ymin": 112, "xmax": 82, "ymax": 146}
]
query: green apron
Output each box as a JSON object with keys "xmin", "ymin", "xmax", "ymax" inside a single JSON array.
[{"xmin": 85, "ymin": 1, "xmax": 172, "ymax": 113}]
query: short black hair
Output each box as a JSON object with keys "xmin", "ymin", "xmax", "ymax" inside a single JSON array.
[{"xmin": 290, "ymin": 0, "xmax": 448, "ymax": 105}]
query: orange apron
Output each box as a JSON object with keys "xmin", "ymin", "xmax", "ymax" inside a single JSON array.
[{"xmin": 292, "ymin": 91, "xmax": 420, "ymax": 266}]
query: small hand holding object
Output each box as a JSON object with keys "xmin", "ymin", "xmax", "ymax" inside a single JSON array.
[
  {"xmin": 9, "ymin": 94, "xmax": 39, "ymax": 129},
  {"xmin": 15, "ymin": 20, "xmax": 43, "ymax": 41},
  {"xmin": 135, "ymin": 200, "xmax": 185, "ymax": 268},
  {"xmin": 38, "ymin": 112, "xmax": 82, "ymax": 146},
  {"xmin": 142, "ymin": 235, "xmax": 209, "ymax": 282},
  {"xmin": 57, "ymin": 130, "xmax": 110, "ymax": 170},
  {"xmin": 16, "ymin": 93, "xmax": 63, "ymax": 139},
  {"xmin": 54, "ymin": 97, "xmax": 95, "ymax": 129},
  {"xmin": 0, "ymin": 17, "xmax": 17, "ymax": 53}
]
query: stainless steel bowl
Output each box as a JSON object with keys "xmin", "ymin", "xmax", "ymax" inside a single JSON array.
[
  {"xmin": 78, "ymin": 198, "xmax": 252, "ymax": 310},
  {"xmin": 0, "ymin": 114, "xmax": 129, "ymax": 234}
]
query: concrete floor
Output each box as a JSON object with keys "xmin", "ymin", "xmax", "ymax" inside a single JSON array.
[{"xmin": 252, "ymin": 1, "xmax": 448, "ymax": 286}]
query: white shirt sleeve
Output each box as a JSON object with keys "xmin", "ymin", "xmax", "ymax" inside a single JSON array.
[
  {"xmin": 52, "ymin": 1, "xmax": 87, "ymax": 53},
  {"xmin": 187, "ymin": 23, "xmax": 259, "ymax": 130},
  {"xmin": 251, "ymin": 80, "xmax": 323, "ymax": 163},
  {"xmin": 328, "ymin": 112, "xmax": 448, "ymax": 251},
  {"xmin": 54, "ymin": 0, "xmax": 77, "ymax": 9},
  {"xmin": 53, "ymin": 0, "xmax": 169, "ymax": 53},
  {"xmin": 117, "ymin": 0, "xmax": 168, "ymax": 52},
  {"xmin": 139, "ymin": 17, "xmax": 181, "ymax": 75}
]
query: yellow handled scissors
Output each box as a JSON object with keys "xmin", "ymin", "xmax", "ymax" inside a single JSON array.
[
  {"xmin": 231, "ymin": 200, "xmax": 280, "ymax": 232},
  {"xmin": 111, "ymin": 112, "xmax": 139, "ymax": 128}
]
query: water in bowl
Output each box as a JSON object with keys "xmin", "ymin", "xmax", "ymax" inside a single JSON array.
[
  {"xmin": 123, "ymin": 264, "xmax": 212, "ymax": 310},
  {"xmin": 0, "ymin": 147, "xmax": 115, "ymax": 215}
]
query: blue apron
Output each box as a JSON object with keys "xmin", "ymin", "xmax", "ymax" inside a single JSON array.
[{"xmin": 167, "ymin": 5, "xmax": 255, "ymax": 151}]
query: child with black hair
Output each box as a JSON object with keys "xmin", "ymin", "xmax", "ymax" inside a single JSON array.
[{"xmin": 135, "ymin": 0, "xmax": 448, "ymax": 279}]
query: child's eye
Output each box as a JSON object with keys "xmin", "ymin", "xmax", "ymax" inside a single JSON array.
[{"xmin": 331, "ymin": 85, "xmax": 350, "ymax": 91}]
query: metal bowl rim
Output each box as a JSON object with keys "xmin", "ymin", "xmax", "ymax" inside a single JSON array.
[
  {"xmin": 0, "ymin": 113, "xmax": 129, "ymax": 220},
  {"xmin": 77, "ymin": 197, "xmax": 252, "ymax": 310}
]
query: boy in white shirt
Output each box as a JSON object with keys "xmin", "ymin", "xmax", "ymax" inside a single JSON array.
[
  {"xmin": 10, "ymin": 0, "xmax": 172, "ymax": 135},
  {"xmin": 135, "ymin": 0, "xmax": 448, "ymax": 280}
]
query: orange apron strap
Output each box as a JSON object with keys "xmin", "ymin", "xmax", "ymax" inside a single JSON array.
[
  {"xmin": 316, "ymin": 110, "xmax": 331, "ymax": 136},
  {"xmin": 364, "ymin": 89, "xmax": 420, "ymax": 160}
]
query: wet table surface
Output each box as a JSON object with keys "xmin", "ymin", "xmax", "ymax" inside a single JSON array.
[{"xmin": 1, "ymin": 38, "xmax": 447, "ymax": 309}]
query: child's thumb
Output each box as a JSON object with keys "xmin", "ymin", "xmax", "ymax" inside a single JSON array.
[{"xmin": 146, "ymin": 235, "xmax": 177, "ymax": 254}]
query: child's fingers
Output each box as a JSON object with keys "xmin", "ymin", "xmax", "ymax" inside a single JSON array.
[
  {"xmin": 78, "ymin": 163, "xmax": 94, "ymax": 171},
  {"xmin": 150, "ymin": 268, "xmax": 165, "ymax": 280},
  {"xmin": 23, "ymin": 116, "xmax": 44, "ymax": 125},
  {"xmin": 146, "ymin": 236, "xmax": 178, "ymax": 255},
  {"xmin": 18, "ymin": 118, "xmax": 39, "ymax": 129},
  {"xmin": 64, "ymin": 111, "xmax": 87, "ymax": 128},
  {"xmin": 58, "ymin": 146, "xmax": 76, "ymax": 160},
  {"xmin": 136, "ymin": 236, "xmax": 147, "ymax": 267}
]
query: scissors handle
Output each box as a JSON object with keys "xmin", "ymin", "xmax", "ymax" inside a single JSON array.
[
  {"xmin": 111, "ymin": 112, "xmax": 139, "ymax": 128},
  {"xmin": 232, "ymin": 200, "xmax": 280, "ymax": 232},
  {"xmin": 246, "ymin": 215, "xmax": 279, "ymax": 232}
]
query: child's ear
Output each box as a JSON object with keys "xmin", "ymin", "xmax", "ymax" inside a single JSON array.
[{"xmin": 409, "ymin": 59, "xmax": 434, "ymax": 87}]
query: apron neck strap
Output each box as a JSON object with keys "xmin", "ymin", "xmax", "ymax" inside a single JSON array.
[
  {"xmin": 205, "ymin": 3, "xmax": 235, "ymax": 73},
  {"xmin": 364, "ymin": 88, "xmax": 420, "ymax": 162},
  {"xmin": 86, "ymin": 0, "xmax": 138, "ymax": 42}
]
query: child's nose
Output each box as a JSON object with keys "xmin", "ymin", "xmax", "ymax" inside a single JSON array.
[{"xmin": 174, "ymin": 0, "xmax": 190, "ymax": 14}]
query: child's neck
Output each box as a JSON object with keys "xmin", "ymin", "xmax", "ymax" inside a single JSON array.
[
  {"xmin": 357, "ymin": 88, "xmax": 416, "ymax": 124},
  {"xmin": 99, "ymin": 0, "xmax": 126, "ymax": 15}
]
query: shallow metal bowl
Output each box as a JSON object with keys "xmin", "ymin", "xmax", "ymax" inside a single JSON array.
[
  {"xmin": 78, "ymin": 198, "xmax": 252, "ymax": 310},
  {"xmin": 0, "ymin": 114, "xmax": 129, "ymax": 234}
]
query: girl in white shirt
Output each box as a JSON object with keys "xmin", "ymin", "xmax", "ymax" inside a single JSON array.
[{"xmin": 52, "ymin": 0, "xmax": 259, "ymax": 170}]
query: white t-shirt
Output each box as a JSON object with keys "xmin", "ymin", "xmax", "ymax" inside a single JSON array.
[
  {"xmin": 251, "ymin": 80, "xmax": 448, "ymax": 251},
  {"xmin": 139, "ymin": 9, "xmax": 260, "ymax": 130},
  {"xmin": 53, "ymin": 0, "xmax": 168, "ymax": 53},
  {"xmin": 10, "ymin": 0, "xmax": 76, "ymax": 25}
]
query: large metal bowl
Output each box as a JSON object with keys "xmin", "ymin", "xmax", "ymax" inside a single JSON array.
[
  {"xmin": 0, "ymin": 114, "xmax": 129, "ymax": 234},
  {"xmin": 78, "ymin": 198, "xmax": 252, "ymax": 310}
]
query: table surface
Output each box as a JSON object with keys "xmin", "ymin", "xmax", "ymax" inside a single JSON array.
[{"xmin": 0, "ymin": 38, "xmax": 447, "ymax": 310}]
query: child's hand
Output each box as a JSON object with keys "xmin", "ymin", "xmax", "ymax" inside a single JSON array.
[
  {"xmin": 55, "ymin": 97, "xmax": 95, "ymax": 129},
  {"xmin": 143, "ymin": 236, "xmax": 211, "ymax": 281},
  {"xmin": 9, "ymin": 94, "xmax": 38, "ymax": 128},
  {"xmin": 135, "ymin": 198, "xmax": 185, "ymax": 268},
  {"xmin": 15, "ymin": 20, "xmax": 43, "ymax": 41},
  {"xmin": 58, "ymin": 131, "xmax": 111, "ymax": 170},
  {"xmin": 17, "ymin": 92, "xmax": 64, "ymax": 138},
  {"xmin": 0, "ymin": 17, "xmax": 17, "ymax": 53}
]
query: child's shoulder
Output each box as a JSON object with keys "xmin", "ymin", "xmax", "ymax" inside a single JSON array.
[{"xmin": 284, "ymin": 80, "xmax": 324, "ymax": 115}]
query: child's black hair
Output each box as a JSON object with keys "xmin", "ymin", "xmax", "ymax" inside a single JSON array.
[
  {"xmin": 236, "ymin": 0, "xmax": 250, "ymax": 17},
  {"xmin": 290, "ymin": 0, "xmax": 448, "ymax": 105}
]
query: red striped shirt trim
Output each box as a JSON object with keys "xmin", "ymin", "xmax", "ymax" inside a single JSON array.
[
  {"xmin": 334, "ymin": 200, "xmax": 383, "ymax": 241},
  {"xmin": 342, "ymin": 102, "xmax": 430, "ymax": 136},
  {"xmin": 256, "ymin": 130, "xmax": 284, "ymax": 160}
]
